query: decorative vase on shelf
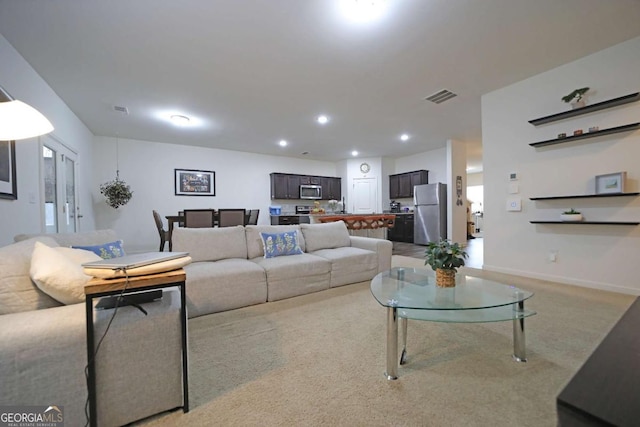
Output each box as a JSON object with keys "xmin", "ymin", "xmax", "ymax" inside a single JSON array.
[
  {"xmin": 435, "ymin": 269, "xmax": 456, "ymax": 288},
  {"xmin": 560, "ymin": 213, "xmax": 583, "ymax": 222},
  {"xmin": 570, "ymin": 100, "xmax": 586, "ymax": 109}
]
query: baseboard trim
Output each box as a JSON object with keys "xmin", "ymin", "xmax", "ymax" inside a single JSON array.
[{"xmin": 483, "ymin": 264, "xmax": 640, "ymax": 296}]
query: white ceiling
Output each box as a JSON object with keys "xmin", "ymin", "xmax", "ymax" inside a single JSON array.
[{"xmin": 2, "ymin": 0, "xmax": 640, "ymax": 172}]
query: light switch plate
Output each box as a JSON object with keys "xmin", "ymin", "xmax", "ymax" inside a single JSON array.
[
  {"xmin": 508, "ymin": 182, "xmax": 519, "ymax": 194},
  {"xmin": 506, "ymin": 198, "xmax": 522, "ymax": 211}
]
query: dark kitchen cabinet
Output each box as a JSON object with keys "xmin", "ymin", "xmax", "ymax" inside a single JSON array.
[
  {"xmin": 271, "ymin": 215, "xmax": 300, "ymax": 225},
  {"xmin": 270, "ymin": 173, "xmax": 300, "ymax": 199},
  {"xmin": 271, "ymin": 173, "xmax": 341, "ymax": 200},
  {"xmin": 321, "ymin": 177, "xmax": 342, "ymax": 200},
  {"xmin": 387, "ymin": 214, "xmax": 414, "ymax": 243},
  {"xmin": 389, "ymin": 170, "xmax": 428, "ymax": 199}
]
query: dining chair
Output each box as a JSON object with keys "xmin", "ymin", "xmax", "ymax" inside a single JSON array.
[
  {"xmin": 217, "ymin": 209, "xmax": 246, "ymax": 227},
  {"xmin": 246, "ymin": 209, "xmax": 260, "ymax": 225},
  {"xmin": 183, "ymin": 209, "xmax": 216, "ymax": 228},
  {"xmin": 152, "ymin": 210, "xmax": 170, "ymax": 251}
]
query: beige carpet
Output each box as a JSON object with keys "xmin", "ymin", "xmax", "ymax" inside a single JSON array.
[{"xmin": 137, "ymin": 256, "xmax": 634, "ymax": 427}]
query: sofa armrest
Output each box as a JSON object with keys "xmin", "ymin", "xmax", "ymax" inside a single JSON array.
[
  {"xmin": 0, "ymin": 304, "xmax": 88, "ymax": 423},
  {"xmin": 349, "ymin": 236, "xmax": 393, "ymax": 272}
]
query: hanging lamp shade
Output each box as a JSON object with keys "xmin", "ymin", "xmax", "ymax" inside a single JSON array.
[{"xmin": 0, "ymin": 86, "xmax": 54, "ymax": 141}]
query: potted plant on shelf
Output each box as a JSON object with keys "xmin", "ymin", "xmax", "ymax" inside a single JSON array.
[
  {"xmin": 561, "ymin": 87, "xmax": 590, "ymax": 109},
  {"xmin": 560, "ymin": 208, "xmax": 583, "ymax": 222},
  {"xmin": 424, "ymin": 239, "xmax": 468, "ymax": 288},
  {"xmin": 99, "ymin": 173, "xmax": 133, "ymax": 209}
]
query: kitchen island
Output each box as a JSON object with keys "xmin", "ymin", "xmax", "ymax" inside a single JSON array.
[{"xmin": 311, "ymin": 213, "xmax": 396, "ymax": 238}]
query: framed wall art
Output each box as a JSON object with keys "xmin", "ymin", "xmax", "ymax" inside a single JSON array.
[
  {"xmin": 595, "ymin": 171, "xmax": 626, "ymax": 194},
  {"xmin": 174, "ymin": 168, "xmax": 215, "ymax": 196},
  {"xmin": 0, "ymin": 140, "xmax": 17, "ymax": 200}
]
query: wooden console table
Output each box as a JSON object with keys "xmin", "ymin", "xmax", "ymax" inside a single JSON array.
[{"xmin": 557, "ymin": 297, "xmax": 640, "ymax": 426}]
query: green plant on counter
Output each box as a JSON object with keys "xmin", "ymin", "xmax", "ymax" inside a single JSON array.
[
  {"xmin": 563, "ymin": 208, "xmax": 581, "ymax": 215},
  {"xmin": 424, "ymin": 239, "xmax": 468, "ymax": 272}
]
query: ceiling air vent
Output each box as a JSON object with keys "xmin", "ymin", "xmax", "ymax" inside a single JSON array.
[
  {"xmin": 424, "ymin": 89, "xmax": 457, "ymax": 104},
  {"xmin": 113, "ymin": 105, "xmax": 129, "ymax": 115}
]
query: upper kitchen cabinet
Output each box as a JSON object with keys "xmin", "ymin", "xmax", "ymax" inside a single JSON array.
[
  {"xmin": 270, "ymin": 173, "xmax": 301, "ymax": 199},
  {"xmin": 271, "ymin": 173, "xmax": 341, "ymax": 200},
  {"xmin": 389, "ymin": 170, "xmax": 429, "ymax": 199},
  {"xmin": 321, "ymin": 177, "xmax": 342, "ymax": 200}
]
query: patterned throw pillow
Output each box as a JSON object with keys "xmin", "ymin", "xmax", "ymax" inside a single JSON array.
[
  {"xmin": 72, "ymin": 240, "xmax": 126, "ymax": 259},
  {"xmin": 260, "ymin": 231, "xmax": 303, "ymax": 258}
]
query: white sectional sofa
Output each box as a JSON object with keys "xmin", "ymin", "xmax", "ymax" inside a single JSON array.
[
  {"xmin": 0, "ymin": 222, "xmax": 391, "ymax": 424},
  {"xmin": 172, "ymin": 221, "xmax": 392, "ymax": 318}
]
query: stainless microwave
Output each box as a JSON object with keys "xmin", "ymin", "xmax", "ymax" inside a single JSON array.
[{"xmin": 300, "ymin": 184, "xmax": 322, "ymax": 200}]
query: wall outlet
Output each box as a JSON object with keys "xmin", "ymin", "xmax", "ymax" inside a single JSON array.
[{"xmin": 548, "ymin": 251, "xmax": 558, "ymax": 262}]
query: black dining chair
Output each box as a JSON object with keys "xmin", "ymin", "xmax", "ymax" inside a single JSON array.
[
  {"xmin": 183, "ymin": 209, "xmax": 216, "ymax": 228},
  {"xmin": 152, "ymin": 210, "xmax": 170, "ymax": 251},
  {"xmin": 246, "ymin": 209, "xmax": 260, "ymax": 225},
  {"xmin": 218, "ymin": 209, "xmax": 246, "ymax": 227}
]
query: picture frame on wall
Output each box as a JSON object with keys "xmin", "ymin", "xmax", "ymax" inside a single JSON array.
[
  {"xmin": 595, "ymin": 171, "xmax": 626, "ymax": 194},
  {"xmin": 174, "ymin": 168, "xmax": 216, "ymax": 196},
  {"xmin": 0, "ymin": 140, "xmax": 17, "ymax": 200}
]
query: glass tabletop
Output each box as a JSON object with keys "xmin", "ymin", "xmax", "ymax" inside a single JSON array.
[{"xmin": 371, "ymin": 267, "xmax": 534, "ymax": 315}]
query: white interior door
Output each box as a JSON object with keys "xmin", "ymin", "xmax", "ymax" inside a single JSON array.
[
  {"xmin": 42, "ymin": 135, "xmax": 79, "ymax": 233},
  {"xmin": 352, "ymin": 177, "xmax": 377, "ymax": 213}
]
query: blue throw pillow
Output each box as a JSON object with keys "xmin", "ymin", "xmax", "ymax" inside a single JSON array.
[
  {"xmin": 260, "ymin": 231, "xmax": 303, "ymax": 258},
  {"xmin": 72, "ymin": 240, "xmax": 125, "ymax": 259}
]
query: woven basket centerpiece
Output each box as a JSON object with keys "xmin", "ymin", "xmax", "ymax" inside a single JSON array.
[{"xmin": 435, "ymin": 268, "xmax": 456, "ymax": 288}]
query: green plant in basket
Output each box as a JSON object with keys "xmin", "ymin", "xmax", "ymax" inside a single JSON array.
[{"xmin": 424, "ymin": 239, "xmax": 468, "ymax": 272}]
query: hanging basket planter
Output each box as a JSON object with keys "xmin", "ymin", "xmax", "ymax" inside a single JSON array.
[{"xmin": 100, "ymin": 174, "xmax": 133, "ymax": 209}]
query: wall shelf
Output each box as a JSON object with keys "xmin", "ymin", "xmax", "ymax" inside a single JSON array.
[
  {"xmin": 529, "ymin": 92, "xmax": 640, "ymax": 126},
  {"xmin": 530, "ymin": 221, "xmax": 639, "ymax": 225},
  {"xmin": 530, "ymin": 192, "xmax": 639, "ymax": 201},
  {"xmin": 529, "ymin": 122, "xmax": 640, "ymax": 148}
]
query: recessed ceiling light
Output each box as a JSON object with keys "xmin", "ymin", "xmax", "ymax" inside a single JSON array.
[
  {"xmin": 317, "ymin": 115, "xmax": 329, "ymax": 125},
  {"xmin": 170, "ymin": 114, "xmax": 190, "ymax": 126},
  {"xmin": 351, "ymin": 150, "xmax": 359, "ymax": 156},
  {"xmin": 279, "ymin": 139, "xmax": 288, "ymax": 147},
  {"xmin": 400, "ymin": 134, "xmax": 410, "ymax": 141},
  {"xmin": 338, "ymin": 0, "xmax": 389, "ymax": 24}
]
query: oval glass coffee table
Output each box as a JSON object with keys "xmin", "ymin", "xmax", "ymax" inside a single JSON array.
[{"xmin": 371, "ymin": 267, "xmax": 536, "ymax": 380}]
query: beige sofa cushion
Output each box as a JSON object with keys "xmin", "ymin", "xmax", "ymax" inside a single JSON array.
[
  {"xmin": 172, "ymin": 226, "xmax": 247, "ymax": 262},
  {"xmin": 30, "ymin": 242, "xmax": 102, "ymax": 304},
  {"xmin": 0, "ymin": 237, "xmax": 62, "ymax": 315},
  {"xmin": 300, "ymin": 221, "xmax": 351, "ymax": 252},
  {"xmin": 245, "ymin": 225, "xmax": 306, "ymax": 259},
  {"xmin": 14, "ymin": 229, "xmax": 119, "ymax": 247}
]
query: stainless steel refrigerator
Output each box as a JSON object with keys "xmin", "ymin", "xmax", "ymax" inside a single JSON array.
[{"xmin": 413, "ymin": 183, "xmax": 447, "ymax": 245}]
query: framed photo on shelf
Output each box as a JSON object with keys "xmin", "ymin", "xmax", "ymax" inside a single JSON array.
[
  {"xmin": 595, "ymin": 171, "xmax": 626, "ymax": 194},
  {"xmin": 0, "ymin": 140, "xmax": 17, "ymax": 200},
  {"xmin": 174, "ymin": 168, "xmax": 215, "ymax": 196}
]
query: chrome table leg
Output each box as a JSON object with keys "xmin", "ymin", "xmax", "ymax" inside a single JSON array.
[
  {"xmin": 385, "ymin": 306, "xmax": 398, "ymax": 380},
  {"xmin": 400, "ymin": 317, "xmax": 408, "ymax": 365},
  {"xmin": 513, "ymin": 300, "xmax": 527, "ymax": 362}
]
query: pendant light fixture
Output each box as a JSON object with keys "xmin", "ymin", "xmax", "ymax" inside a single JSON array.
[{"xmin": 0, "ymin": 85, "xmax": 54, "ymax": 141}]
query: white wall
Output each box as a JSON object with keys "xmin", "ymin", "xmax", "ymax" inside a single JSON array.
[
  {"xmin": 0, "ymin": 34, "xmax": 95, "ymax": 246},
  {"xmin": 92, "ymin": 136, "xmax": 338, "ymax": 252},
  {"xmin": 482, "ymin": 36, "xmax": 640, "ymax": 295}
]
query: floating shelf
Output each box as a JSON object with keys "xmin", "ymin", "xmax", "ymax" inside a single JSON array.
[
  {"xmin": 530, "ymin": 221, "xmax": 639, "ymax": 225},
  {"xmin": 530, "ymin": 192, "xmax": 640, "ymax": 201},
  {"xmin": 529, "ymin": 122, "xmax": 640, "ymax": 148},
  {"xmin": 529, "ymin": 92, "xmax": 640, "ymax": 126}
]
